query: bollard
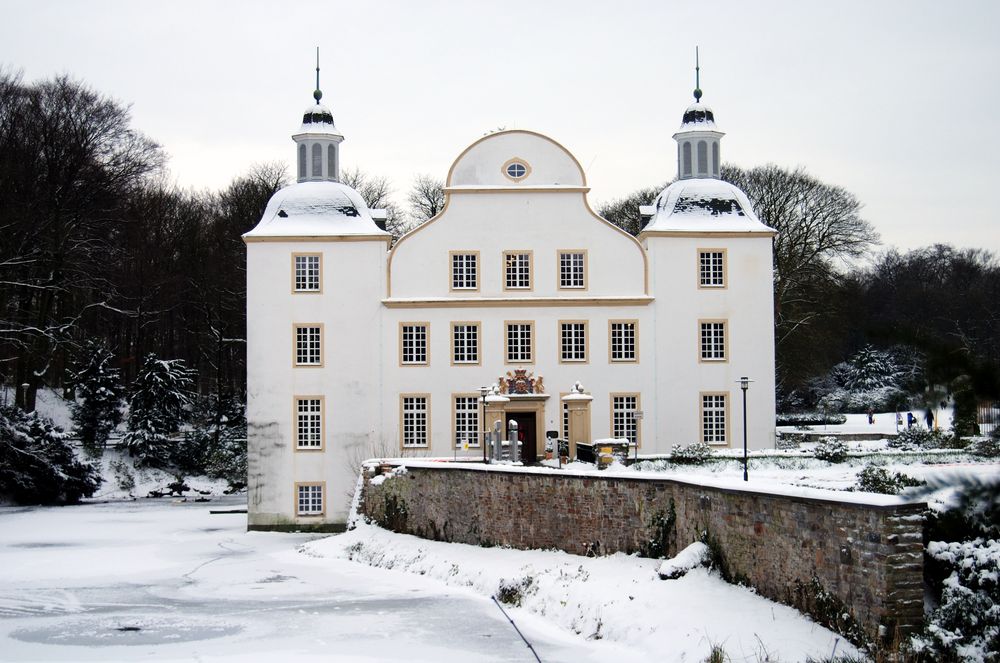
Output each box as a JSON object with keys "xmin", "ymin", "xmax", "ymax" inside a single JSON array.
[{"xmin": 507, "ymin": 419, "xmax": 519, "ymax": 464}]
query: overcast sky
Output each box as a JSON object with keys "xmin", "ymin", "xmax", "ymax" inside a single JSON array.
[{"xmin": 3, "ymin": 0, "xmax": 998, "ymax": 254}]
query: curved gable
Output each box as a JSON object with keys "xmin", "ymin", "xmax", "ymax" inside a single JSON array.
[{"xmin": 447, "ymin": 130, "xmax": 586, "ymax": 188}]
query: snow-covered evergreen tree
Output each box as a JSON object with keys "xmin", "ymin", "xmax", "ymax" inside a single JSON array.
[
  {"xmin": 844, "ymin": 345, "xmax": 898, "ymax": 390},
  {"xmin": 68, "ymin": 341, "xmax": 124, "ymax": 455},
  {"xmin": 0, "ymin": 406, "xmax": 103, "ymax": 504},
  {"xmin": 122, "ymin": 354, "xmax": 195, "ymax": 467}
]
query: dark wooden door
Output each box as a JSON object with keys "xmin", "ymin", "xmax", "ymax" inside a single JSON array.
[{"xmin": 508, "ymin": 412, "xmax": 537, "ymax": 464}]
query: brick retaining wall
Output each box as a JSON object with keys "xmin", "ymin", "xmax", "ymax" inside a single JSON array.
[{"xmin": 360, "ymin": 463, "xmax": 925, "ymax": 646}]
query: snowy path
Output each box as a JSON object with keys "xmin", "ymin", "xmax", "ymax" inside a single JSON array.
[{"xmin": 0, "ymin": 498, "xmax": 637, "ymax": 662}]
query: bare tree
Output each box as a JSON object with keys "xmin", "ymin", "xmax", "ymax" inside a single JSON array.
[
  {"xmin": 407, "ymin": 174, "xmax": 445, "ymax": 225},
  {"xmin": 596, "ymin": 184, "xmax": 667, "ymax": 236},
  {"xmin": 341, "ymin": 166, "xmax": 408, "ymax": 238}
]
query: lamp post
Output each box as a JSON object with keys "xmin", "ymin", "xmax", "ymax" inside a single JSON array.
[
  {"xmin": 480, "ymin": 385, "xmax": 489, "ymax": 464},
  {"xmin": 737, "ymin": 376, "xmax": 753, "ymax": 482}
]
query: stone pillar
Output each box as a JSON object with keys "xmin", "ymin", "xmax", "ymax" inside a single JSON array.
[{"xmin": 562, "ymin": 386, "xmax": 593, "ymax": 459}]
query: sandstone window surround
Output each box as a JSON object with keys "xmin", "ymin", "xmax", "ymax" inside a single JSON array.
[
  {"xmin": 294, "ymin": 396, "xmax": 324, "ymax": 450},
  {"xmin": 295, "ymin": 482, "xmax": 324, "ymax": 516},
  {"xmin": 293, "ymin": 254, "xmax": 322, "ymax": 292},
  {"xmin": 293, "ymin": 324, "xmax": 323, "ymax": 367},
  {"xmin": 400, "ymin": 323, "xmax": 429, "ymax": 365}
]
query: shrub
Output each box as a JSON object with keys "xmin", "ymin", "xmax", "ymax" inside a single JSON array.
[
  {"xmin": 855, "ymin": 464, "xmax": 922, "ymax": 495},
  {"xmin": 969, "ymin": 436, "xmax": 1000, "ymax": 458},
  {"xmin": 0, "ymin": 406, "xmax": 102, "ymax": 504},
  {"xmin": 776, "ymin": 412, "xmax": 848, "ymax": 426},
  {"xmin": 669, "ymin": 442, "xmax": 713, "ymax": 464},
  {"xmin": 110, "ymin": 458, "xmax": 136, "ymax": 494},
  {"xmin": 814, "ymin": 436, "xmax": 848, "ymax": 463}
]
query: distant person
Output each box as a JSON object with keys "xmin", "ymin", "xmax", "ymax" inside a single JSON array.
[
  {"xmin": 925, "ymin": 409, "xmax": 934, "ymax": 430},
  {"xmin": 867, "ymin": 407, "xmax": 875, "ymax": 425},
  {"xmin": 907, "ymin": 412, "xmax": 915, "ymax": 428},
  {"xmin": 896, "ymin": 412, "xmax": 903, "ymax": 428}
]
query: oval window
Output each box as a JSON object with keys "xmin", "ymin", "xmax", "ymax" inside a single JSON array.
[{"xmin": 503, "ymin": 159, "xmax": 530, "ymax": 181}]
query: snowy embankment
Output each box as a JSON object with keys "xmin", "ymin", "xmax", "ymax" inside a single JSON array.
[{"xmin": 306, "ymin": 523, "xmax": 857, "ymax": 662}]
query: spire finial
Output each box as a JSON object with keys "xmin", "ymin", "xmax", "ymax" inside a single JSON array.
[
  {"xmin": 313, "ymin": 47, "xmax": 323, "ymax": 104},
  {"xmin": 693, "ymin": 46, "xmax": 703, "ymax": 102}
]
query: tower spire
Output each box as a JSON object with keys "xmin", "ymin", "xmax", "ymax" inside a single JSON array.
[
  {"xmin": 313, "ymin": 47, "xmax": 322, "ymax": 104},
  {"xmin": 693, "ymin": 46, "xmax": 702, "ymax": 102}
]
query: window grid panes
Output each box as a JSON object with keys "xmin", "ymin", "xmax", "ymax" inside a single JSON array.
[
  {"xmin": 454, "ymin": 396, "xmax": 479, "ymax": 449},
  {"xmin": 294, "ymin": 255, "xmax": 321, "ymax": 291},
  {"xmin": 610, "ymin": 322, "xmax": 636, "ymax": 361},
  {"xmin": 559, "ymin": 252, "xmax": 585, "ymax": 288},
  {"xmin": 506, "ymin": 323, "xmax": 533, "ymax": 362},
  {"xmin": 295, "ymin": 326, "xmax": 321, "ymax": 365},
  {"xmin": 401, "ymin": 325, "xmax": 428, "ymax": 364},
  {"xmin": 506, "ymin": 162, "xmax": 527, "ymax": 179},
  {"xmin": 505, "ymin": 253, "xmax": 531, "ymax": 289},
  {"xmin": 562, "ymin": 400, "xmax": 569, "ymax": 441},
  {"xmin": 699, "ymin": 251, "xmax": 725, "ymax": 287},
  {"xmin": 452, "ymin": 324, "xmax": 479, "ymax": 364},
  {"xmin": 613, "ymin": 395, "xmax": 638, "ymax": 445},
  {"xmin": 402, "ymin": 396, "xmax": 428, "ymax": 447},
  {"xmin": 296, "ymin": 398, "xmax": 322, "ymax": 448},
  {"xmin": 702, "ymin": 394, "xmax": 727, "ymax": 444},
  {"xmin": 560, "ymin": 322, "xmax": 587, "ymax": 362},
  {"xmin": 451, "ymin": 253, "xmax": 478, "ymax": 290},
  {"xmin": 297, "ymin": 484, "xmax": 323, "ymax": 515},
  {"xmin": 700, "ymin": 322, "xmax": 726, "ymax": 361}
]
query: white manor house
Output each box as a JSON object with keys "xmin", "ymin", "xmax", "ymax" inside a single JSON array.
[{"xmin": 244, "ymin": 76, "xmax": 777, "ymax": 530}]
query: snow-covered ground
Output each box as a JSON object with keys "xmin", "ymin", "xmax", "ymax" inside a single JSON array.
[{"xmin": 776, "ymin": 409, "xmax": 955, "ymax": 437}]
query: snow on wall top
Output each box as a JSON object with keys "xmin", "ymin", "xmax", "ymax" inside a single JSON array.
[
  {"xmin": 447, "ymin": 130, "xmax": 586, "ymax": 189},
  {"xmin": 642, "ymin": 178, "xmax": 774, "ymax": 234},
  {"xmin": 243, "ymin": 181, "xmax": 388, "ymax": 238}
]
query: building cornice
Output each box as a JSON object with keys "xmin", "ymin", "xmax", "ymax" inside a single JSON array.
[{"xmin": 382, "ymin": 296, "xmax": 653, "ymax": 309}]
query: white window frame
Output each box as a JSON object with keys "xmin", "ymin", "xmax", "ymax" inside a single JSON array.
[
  {"xmin": 453, "ymin": 394, "xmax": 480, "ymax": 449},
  {"xmin": 698, "ymin": 249, "xmax": 726, "ymax": 288},
  {"xmin": 558, "ymin": 250, "xmax": 587, "ymax": 290},
  {"xmin": 293, "ymin": 254, "xmax": 322, "ymax": 292},
  {"xmin": 559, "ymin": 321, "xmax": 588, "ymax": 363},
  {"xmin": 451, "ymin": 322, "xmax": 480, "ymax": 365},
  {"xmin": 294, "ymin": 396, "xmax": 324, "ymax": 449},
  {"xmin": 699, "ymin": 320, "xmax": 727, "ymax": 362},
  {"xmin": 609, "ymin": 320, "xmax": 637, "ymax": 362},
  {"xmin": 450, "ymin": 251, "xmax": 479, "ymax": 291},
  {"xmin": 400, "ymin": 323, "xmax": 429, "ymax": 365},
  {"xmin": 611, "ymin": 394, "xmax": 640, "ymax": 446},
  {"xmin": 296, "ymin": 483, "xmax": 324, "ymax": 516},
  {"xmin": 701, "ymin": 393, "xmax": 729, "ymax": 445},
  {"xmin": 505, "ymin": 321, "xmax": 534, "ymax": 363},
  {"xmin": 293, "ymin": 324, "xmax": 323, "ymax": 366},
  {"xmin": 503, "ymin": 251, "xmax": 533, "ymax": 291},
  {"xmin": 401, "ymin": 395, "xmax": 430, "ymax": 448}
]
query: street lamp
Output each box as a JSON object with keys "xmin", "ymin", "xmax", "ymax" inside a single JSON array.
[
  {"xmin": 480, "ymin": 385, "xmax": 489, "ymax": 463},
  {"xmin": 737, "ymin": 376, "xmax": 754, "ymax": 482}
]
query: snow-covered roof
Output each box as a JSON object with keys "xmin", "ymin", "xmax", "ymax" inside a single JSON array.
[
  {"xmin": 641, "ymin": 178, "xmax": 775, "ymax": 234},
  {"xmin": 675, "ymin": 101, "xmax": 721, "ymax": 134},
  {"xmin": 243, "ymin": 180, "xmax": 389, "ymax": 239},
  {"xmin": 295, "ymin": 103, "xmax": 343, "ymax": 138}
]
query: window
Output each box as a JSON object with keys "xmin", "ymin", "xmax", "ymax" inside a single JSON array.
[
  {"xmin": 562, "ymin": 396, "xmax": 569, "ymax": 441},
  {"xmin": 503, "ymin": 251, "xmax": 532, "ymax": 290},
  {"xmin": 612, "ymin": 394, "xmax": 640, "ymax": 446},
  {"xmin": 712, "ymin": 142, "xmax": 720, "ymax": 177},
  {"xmin": 505, "ymin": 322, "xmax": 533, "ymax": 363},
  {"xmin": 401, "ymin": 395, "xmax": 429, "ymax": 448},
  {"xmin": 311, "ymin": 143, "xmax": 322, "ymax": 178},
  {"xmin": 328, "ymin": 144, "xmax": 337, "ymax": 180},
  {"xmin": 697, "ymin": 140, "xmax": 708, "ymax": 175},
  {"xmin": 503, "ymin": 158, "xmax": 530, "ymax": 182},
  {"xmin": 699, "ymin": 321, "xmax": 727, "ymax": 361},
  {"xmin": 453, "ymin": 395, "xmax": 480, "ymax": 449},
  {"xmin": 450, "ymin": 252, "xmax": 478, "ymax": 291},
  {"xmin": 451, "ymin": 322, "xmax": 480, "ymax": 364},
  {"xmin": 296, "ymin": 483, "xmax": 324, "ymax": 515},
  {"xmin": 682, "ymin": 142, "xmax": 692, "ymax": 176},
  {"xmin": 293, "ymin": 254, "xmax": 321, "ymax": 292},
  {"xmin": 560, "ymin": 321, "xmax": 588, "ymax": 362},
  {"xmin": 701, "ymin": 393, "xmax": 728, "ymax": 445},
  {"xmin": 400, "ymin": 323, "xmax": 429, "ymax": 365},
  {"xmin": 298, "ymin": 144, "xmax": 306, "ymax": 180},
  {"xmin": 609, "ymin": 320, "xmax": 637, "ymax": 362},
  {"xmin": 294, "ymin": 397, "xmax": 323, "ymax": 449},
  {"xmin": 698, "ymin": 250, "xmax": 726, "ymax": 288},
  {"xmin": 294, "ymin": 325, "xmax": 322, "ymax": 366},
  {"xmin": 559, "ymin": 251, "xmax": 586, "ymax": 289}
]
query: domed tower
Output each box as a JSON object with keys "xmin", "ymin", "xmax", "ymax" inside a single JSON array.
[
  {"xmin": 293, "ymin": 54, "xmax": 344, "ymax": 183},
  {"xmin": 638, "ymin": 50, "xmax": 777, "ymax": 456},
  {"xmin": 244, "ymin": 53, "xmax": 389, "ymax": 532}
]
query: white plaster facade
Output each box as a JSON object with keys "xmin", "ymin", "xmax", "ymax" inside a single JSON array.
[{"xmin": 245, "ymin": 88, "xmax": 776, "ymax": 530}]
